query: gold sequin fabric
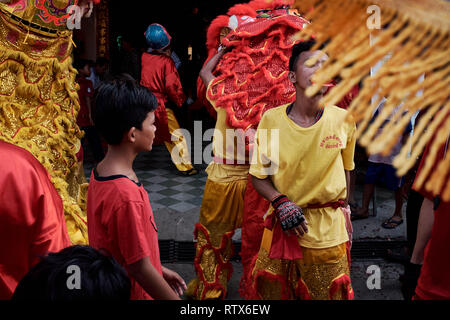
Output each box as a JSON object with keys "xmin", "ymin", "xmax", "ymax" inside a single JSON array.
[
  {"xmin": 252, "ymin": 243, "xmax": 353, "ymax": 300},
  {"xmin": 0, "ymin": 9, "xmax": 87, "ymax": 244},
  {"xmin": 185, "ymin": 178, "xmax": 248, "ymax": 300},
  {"xmin": 186, "ymin": 224, "xmax": 235, "ymax": 300}
]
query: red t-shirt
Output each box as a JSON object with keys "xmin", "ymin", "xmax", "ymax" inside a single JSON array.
[
  {"xmin": 76, "ymin": 77, "xmax": 94, "ymax": 127},
  {"xmin": 0, "ymin": 141, "xmax": 71, "ymax": 299},
  {"xmin": 87, "ymin": 169, "xmax": 162, "ymax": 300},
  {"xmin": 412, "ymin": 116, "xmax": 450, "ymax": 300}
]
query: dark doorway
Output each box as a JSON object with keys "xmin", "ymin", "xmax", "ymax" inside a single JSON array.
[{"xmin": 108, "ymin": 0, "xmax": 241, "ymax": 92}]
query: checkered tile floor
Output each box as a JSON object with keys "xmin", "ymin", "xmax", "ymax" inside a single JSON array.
[{"xmin": 84, "ymin": 144, "xmax": 208, "ymax": 213}]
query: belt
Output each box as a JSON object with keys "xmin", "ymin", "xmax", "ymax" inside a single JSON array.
[
  {"xmin": 213, "ymin": 156, "xmax": 250, "ymax": 165},
  {"xmin": 305, "ymin": 200, "xmax": 346, "ymax": 210}
]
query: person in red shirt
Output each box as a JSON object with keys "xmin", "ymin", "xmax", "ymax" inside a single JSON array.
[
  {"xmin": 0, "ymin": 140, "xmax": 71, "ymax": 299},
  {"xmin": 409, "ymin": 114, "xmax": 450, "ymax": 300},
  {"xmin": 88, "ymin": 78, "xmax": 186, "ymax": 300},
  {"xmin": 141, "ymin": 23, "xmax": 197, "ymax": 176},
  {"xmin": 75, "ymin": 58, "xmax": 105, "ymax": 163}
]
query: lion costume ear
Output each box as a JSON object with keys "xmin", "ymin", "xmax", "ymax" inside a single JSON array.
[
  {"xmin": 292, "ymin": 0, "xmax": 450, "ymax": 200},
  {"xmin": 206, "ymin": 15, "xmax": 230, "ymax": 53}
]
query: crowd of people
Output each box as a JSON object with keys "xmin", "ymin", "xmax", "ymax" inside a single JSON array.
[{"xmin": 0, "ymin": 0, "xmax": 448, "ymax": 302}]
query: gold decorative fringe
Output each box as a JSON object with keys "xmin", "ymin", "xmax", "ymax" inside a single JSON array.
[
  {"xmin": 292, "ymin": 0, "xmax": 450, "ymax": 200},
  {"xmin": 0, "ymin": 46, "xmax": 88, "ymax": 244}
]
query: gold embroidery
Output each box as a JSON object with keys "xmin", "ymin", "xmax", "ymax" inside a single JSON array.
[
  {"xmin": 252, "ymin": 247, "xmax": 292, "ymax": 300},
  {"xmin": 294, "ymin": 253, "xmax": 350, "ymax": 300},
  {"xmin": 252, "ymin": 245, "xmax": 352, "ymax": 300},
  {"xmin": 0, "ymin": 8, "xmax": 87, "ymax": 244},
  {"xmin": 0, "ymin": 68, "xmax": 18, "ymax": 95}
]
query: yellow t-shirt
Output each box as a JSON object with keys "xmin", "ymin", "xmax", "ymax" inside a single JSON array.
[
  {"xmin": 249, "ymin": 104, "xmax": 356, "ymax": 249},
  {"xmin": 205, "ymin": 82, "xmax": 250, "ymax": 183}
]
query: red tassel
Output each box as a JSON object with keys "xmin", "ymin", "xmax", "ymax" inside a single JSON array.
[
  {"xmin": 251, "ymin": 270, "xmax": 291, "ymax": 300},
  {"xmin": 192, "ymin": 223, "xmax": 235, "ymax": 300},
  {"xmin": 329, "ymin": 274, "xmax": 354, "ymax": 300},
  {"xmin": 295, "ymin": 278, "xmax": 311, "ymax": 300}
]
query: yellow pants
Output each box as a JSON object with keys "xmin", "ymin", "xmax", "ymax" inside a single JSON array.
[
  {"xmin": 251, "ymin": 228, "xmax": 353, "ymax": 300},
  {"xmin": 186, "ymin": 178, "xmax": 248, "ymax": 300},
  {"xmin": 164, "ymin": 108, "xmax": 194, "ymax": 173}
]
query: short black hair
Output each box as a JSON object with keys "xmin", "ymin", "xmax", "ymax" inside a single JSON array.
[
  {"xmin": 73, "ymin": 58, "xmax": 91, "ymax": 71},
  {"xmin": 94, "ymin": 79, "xmax": 158, "ymax": 145},
  {"xmin": 12, "ymin": 245, "xmax": 131, "ymax": 301},
  {"xmin": 289, "ymin": 39, "xmax": 321, "ymax": 72}
]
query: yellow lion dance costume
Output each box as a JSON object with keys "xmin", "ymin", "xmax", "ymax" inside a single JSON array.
[{"xmin": 0, "ymin": 0, "xmax": 99, "ymax": 244}]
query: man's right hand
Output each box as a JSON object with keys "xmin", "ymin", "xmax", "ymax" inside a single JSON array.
[
  {"xmin": 199, "ymin": 46, "xmax": 231, "ymax": 87},
  {"xmin": 271, "ymin": 194, "xmax": 308, "ymax": 236}
]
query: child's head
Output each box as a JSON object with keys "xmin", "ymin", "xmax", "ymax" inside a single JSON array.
[
  {"xmin": 73, "ymin": 58, "xmax": 91, "ymax": 77},
  {"xmin": 94, "ymin": 79, "xmax": 158, "ymax": 151},
  {"xmin": 12, "ymin": 245, "xmax": 131, "ymax": 301}
]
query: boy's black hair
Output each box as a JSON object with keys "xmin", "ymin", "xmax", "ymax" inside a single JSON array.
[
  {"xmin": 73, "ymin": 58, "xmax": 91, "ymax": 71},
  {"xmin": 94, "ymin": 79, "xmax": 157, "ymax": 145},
  {"xmin": 12, "ymin": 245, "xmax": 131, "ymax": 301},
  {"xmin": 289, "ymin": 39, "xmax": 324, "ymax": 72}
]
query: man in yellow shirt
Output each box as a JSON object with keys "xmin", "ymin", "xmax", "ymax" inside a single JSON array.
[
  {"xmin": 249, "ymin": 40, "xmax": 356, "ymax": 300},
  {"xmin": 185, "ymin": 46, "xmax": 250, "ymax": 300}
]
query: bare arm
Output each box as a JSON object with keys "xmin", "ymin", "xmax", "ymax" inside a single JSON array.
[
  {"xmin": 345, "ymin": 170, "xmax": 351, "ymax": 206},
  {"xmin": 410, "ymin": 198, "xmax": 434, "ymax": 264},
  {"xmin": 128, "ymin": 257, "xmax": 180, "ymax": 300},
  {"xmin": 161, "ymin": 266, "xmax": 186, "ymax": 297},
  {"xmin": 199, "ymin": 47, "xmax": 228, "ymax": 87},
  {"xmin": 250, "ymin": 174, "xmax": 282, "ymax": 203}
]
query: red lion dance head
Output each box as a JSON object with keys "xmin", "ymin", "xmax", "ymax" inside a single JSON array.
[{"xmin": 197, "ymin": 0, "xmax": 308, "ymax": 122}]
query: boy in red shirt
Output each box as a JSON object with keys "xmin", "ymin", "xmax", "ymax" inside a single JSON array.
[{"xmin": 87, "ymin": 79, "xmax": 186, "ymax": 300}]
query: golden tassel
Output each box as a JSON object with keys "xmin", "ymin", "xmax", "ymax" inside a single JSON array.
[{"xmin": 292, "ymin": 0, "xmax": 450, "ymax": 200}]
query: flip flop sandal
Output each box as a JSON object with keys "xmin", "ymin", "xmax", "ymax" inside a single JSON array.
[{"xmin": 382, "ymin": 217, "xmax": 404, "ymax": 229}]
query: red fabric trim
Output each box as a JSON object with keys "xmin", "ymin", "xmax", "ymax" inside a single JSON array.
[
  {"xmin": 263, "ymin": 213, "xmax": 303, "ymax": 260},
  {"xmin": 329, "ymin": 274, "xmax": 354, "ymax": 300},
  {"xmin": 193, "ymin": 223, "xmax": 235, "ymax": 300},
  {"xmin": 239, "ymin": 252, "xmax": 259, "ymax": 299},
  {"xmin": 295, "ymin": 277, "xmax": 311, "ymax": 300},
  {"xmin": 251, "ymin": 269, "xmax": 290, "ymax": 300},
  {"xmin": 239, "ymin": 176, "xmax": 269, "ymax": 299}
]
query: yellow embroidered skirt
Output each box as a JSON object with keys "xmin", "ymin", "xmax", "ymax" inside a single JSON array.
[
  {"xmin": 186, "ymin": 165, "xmax": 248, "ymax": 299},
  {"xmin": 251, "ymin": 227, "xmax": 353, "ymax": 300}
]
